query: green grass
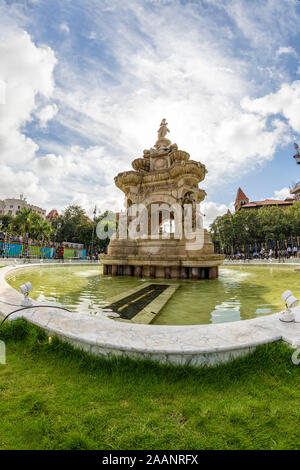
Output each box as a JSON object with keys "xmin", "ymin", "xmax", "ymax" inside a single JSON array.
[{"xmin": 0, "ymin": 320, "xmax": 299, "ymax": 450}]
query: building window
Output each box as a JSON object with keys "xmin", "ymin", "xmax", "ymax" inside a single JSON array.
[{"xmin": 10, "ymin": 205, "xmax": 13, "ymax": 209}]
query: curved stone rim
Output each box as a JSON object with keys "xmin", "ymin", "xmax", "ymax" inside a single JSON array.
[{"xmin": 1, "ymin": 263, "xmax": 300, "ymax": 366}]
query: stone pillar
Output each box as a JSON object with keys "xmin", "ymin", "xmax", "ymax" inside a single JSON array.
[
  {"xmin": 103, "ymin": 264, "xmax": 108, "ymax": 275},
  {"xmin": 171, "ymin": 267, "xmax": 180, "ymax": 279},
  {"xmin": 143, "ymin": 266, "xmax": 150, "ymax": 277},
  {"xmin": 149, "ymin": 265, "xmax": 156, "ymax": 278},
  {"xmin": 155, "ymin": 267, "xmax": 165, "ymax": 278},
  {"xmin": 209, "ymin": 267, "xmax": 217, "ymax": 280},
  {"xmin": 135, "ymin": 266, "xmax": 143, "ymax": 277},
  {"xmin": 191, "ymin": 267, "xmax": 199, "ymax": 280},
  {"xmin": 164, "ymin": 267, "xmax": 171, "ymax": 279},
  {"xmin": 112, "ymin": 265, "xmax": 118, "ymax": 276},
  {"xmin": 124, "ymin": 265, "xmax": 132, "ymax": 276},
  {"xmin": 180, "ymin": 266, "xmax": 188, "ymax": 279}
]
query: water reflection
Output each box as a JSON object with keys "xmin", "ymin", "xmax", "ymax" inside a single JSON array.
[{"xmin": 7, "ymin": 265, "xmax": 300, "ymax": 326}]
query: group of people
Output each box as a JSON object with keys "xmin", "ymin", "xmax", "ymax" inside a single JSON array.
[
  {"xmin": 254, "ymin": 246, "xmax": 298, "ymax": 260},
  {"xmin": 227, "ymin": 245, "xmax": 299, "ymax": 261}
]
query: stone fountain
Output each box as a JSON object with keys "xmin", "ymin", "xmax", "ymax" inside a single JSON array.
[{"xmin": 100, "ymin": 120, "xmax": 224, "ymax": 280}]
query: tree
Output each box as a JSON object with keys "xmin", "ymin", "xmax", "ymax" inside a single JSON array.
[
  {"xmin": 13, "ymin": 208, "xmax": 35, "ymax": 238},
  {"xmin": 9, "ymin": 208, "xmax": 52, "ymax": 242},
  {"xmin": 0, "ymin": 214, "xmax": 13, "ymax": 231},
  {"xmin": 53, "ymin": 204, "xmax": 117, "ymax": 252},
  {"xmin": 31, "ymin": 216, "xmax": 53, "ymax": 243},
  {"xmin": 54, "ymin": 205, "xmax": 90, "ymax": 243},
  {"xmin": 210, "ymin": 202, "xmax": 300, "ymax": 254}
]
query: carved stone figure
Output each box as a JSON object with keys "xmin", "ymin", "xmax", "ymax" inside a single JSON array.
[
  {"xmin": 154, "ymin": 118, "xmax": 171, "ymax": 149},
  {"xmin": 157, "ymin": 119, "xmax": 170, "ymax": 140}
]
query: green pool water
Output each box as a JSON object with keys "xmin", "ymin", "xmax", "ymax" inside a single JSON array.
[{"xmin": 7, "ymin": 265, "xmax": 300, "ymax": 325}]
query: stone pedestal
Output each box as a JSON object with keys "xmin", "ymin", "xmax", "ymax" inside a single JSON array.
[
  {"xmin": 209, "ymin": 267, "xmax": 218, "ymax": 280},
  {"xmin": 134, "ymin": 266, "xmax": 143, "ymax": 277},
  {"xmin": 124, "ymin": 265, "xmax": 133, "ymax": 276},
  {"xmin": 112, "ymin": 265, "xmax": 118, "ymax": 276},
  {"xmin": 149, "ymin": 266, "xmax": 156, "ymax": 278},
  {"xmin": 191, "ymin": 267, "xmax": 199, "ymax": 280},
  {"xmin": 180, "ymin": 267, "xmax": 188, "ymax": 279},
  {"xmin": 164, "ymin": 267, "xmax": 171, "ymax": 279}
]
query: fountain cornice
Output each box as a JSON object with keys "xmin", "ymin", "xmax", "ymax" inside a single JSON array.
[{"xmin": 115, "ymin": 159, "xmax": 207, "ymax": 193}]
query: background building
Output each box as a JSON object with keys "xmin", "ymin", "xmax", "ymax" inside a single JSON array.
[
  {"xmin": 46, "ymin": 209, "xmax": 59, "ymax": 222},
  {"xmin": 0, "ymin": 194, "xmax": 46, "ymax": 218},
  {"xmin": 290, "ymin": 182, "xmax": 300, "ymax": 202},
  {"xmin": 234, "ymin": 187, "xmax": 295, "ymax": 212}
]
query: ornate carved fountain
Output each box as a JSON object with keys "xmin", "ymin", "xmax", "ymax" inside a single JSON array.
[{"xmin": 100, "ymin": 120, "xmax": 224, "ymax": 279}]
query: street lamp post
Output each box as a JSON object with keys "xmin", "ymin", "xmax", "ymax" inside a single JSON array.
[
  {"xmin": 54, "ymin": 222, "xmax": 61, "ymax": 259},
  {"xmin": 293, "ymin": 143, "xmax": 300, "ymax": 165},
  {"xmin": 0, "ymin": 220, "xmax": 3, "ymax": 259},
  {"xmin": 90, "ymin": 205, "xmax": 97, "ymax": 261}
]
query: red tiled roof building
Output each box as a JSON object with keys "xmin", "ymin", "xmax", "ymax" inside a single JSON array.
[
  {"xmin": 46, "ymin": 209, "xmax": 59, "ymax": 222},
  {"xmin": 234, "ymin": 188, "xmax": 295, "ymax": 212},
  {"xmin": 234, "ymin": 187, "xmax": 249, "ymax": 212}
]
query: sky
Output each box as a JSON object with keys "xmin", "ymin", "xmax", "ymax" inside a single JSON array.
[{"xmin": 1, "ymin": 0, "xmax": 300, "ymax": 227}]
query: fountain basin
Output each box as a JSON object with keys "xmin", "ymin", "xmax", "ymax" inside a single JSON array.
[{"xmin": 1, "ymin": 263, "xmax": 300, "ymax": 367}]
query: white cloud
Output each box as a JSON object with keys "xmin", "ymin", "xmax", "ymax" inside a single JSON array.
[
  {"xmin": 277, "ymin": 46, "xmax": 297, "ymax": 57},
  {"xmin": 242, "ymin": 81, "xmax": 300, "ymax": 133},
  {"xmin": 0, "ymin": 22, "xmax": 56, "ymax": 208},
  {"xmin": 1, "ymin": 0, "xmax": 299, "ymax": 218},
  {"xmin": 36, "ymin": 103, "xmax": 58, "ymax": 128},
  {"xmin": 32, "ymin": 146, "xmax": 125, "ymax": 214},
  {"xmin": 212, "ymin": 0, "xmax": 299, "ymax": 50},
  {"xmin": 87, "ymin": 31, "xmax": 97, "ymax": 40},
  {"xmin": 59, "ymin": 23, "xmax": 70, "ymax": 34},
  {"xmin": 201, "ymin": 201, "xmax": 232, "ymax": 228},
  {"xmin": 0, "ymin": 29, "xmax": 56, "ymax": 166},
  {"xmin": 53, "ymin": 2, "xmax": 293, "ymax": 195},
  {"xmin": 273, "ymin": 187, "xmax": 292, "ymax": 200},
  {"xmin": 0, "ymin": 78, "xmax": 5, "ymax": 104},
  {"xmin": 0, "ymin": 164, "xmax": 48, "ymax": 205}
]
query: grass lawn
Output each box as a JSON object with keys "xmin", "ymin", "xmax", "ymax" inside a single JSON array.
[{"xmin": 0, "ymin": 319, "xmax": 299, "ymax": 450}]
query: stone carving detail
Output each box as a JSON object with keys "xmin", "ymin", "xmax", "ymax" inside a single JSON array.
[{"xmin": 132, "ymin": 158, "xmax": 150, "ymax": 172}]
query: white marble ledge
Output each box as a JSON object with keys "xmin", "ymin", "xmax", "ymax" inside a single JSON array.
[{"xmin": 0, "ymin": 265, "xmax": 300, "ymax": 362}]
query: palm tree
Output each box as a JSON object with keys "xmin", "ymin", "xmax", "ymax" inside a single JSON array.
[
  {"xmin": 32, "ymin": 217, "xmax": 53, "ymax": 243},
  {"xmin": 13, "ymin": 208, "xmax": 35, "ymax": 238}
]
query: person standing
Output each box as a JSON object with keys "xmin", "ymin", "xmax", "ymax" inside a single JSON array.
[{"xmin": 293, "ymin": 246, "xmax": 298, "ymax": 258}]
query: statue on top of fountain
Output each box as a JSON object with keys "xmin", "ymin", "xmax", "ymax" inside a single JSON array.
[
  {"xmin": 155, "ymin": 119, "xmax": 171, "ymax": 141},
  {"xmin": 143, "ymin": 119, "xmax": 178, "ymax": 158}
]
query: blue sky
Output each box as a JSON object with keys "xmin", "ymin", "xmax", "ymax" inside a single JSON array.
[{"xmin": 0, "ymin": 0, "xmax": 300, "ymax": 225}]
